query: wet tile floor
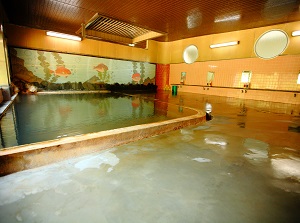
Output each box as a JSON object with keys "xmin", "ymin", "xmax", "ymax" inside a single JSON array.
[{"xmin": 0, "ymin": 92, "xmax": 299, "ymax": 223}]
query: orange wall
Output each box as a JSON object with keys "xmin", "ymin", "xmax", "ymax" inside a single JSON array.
[
  {"xmin": 170, "ymin": 56, "xmax": 300, "ymax": 104},
  {"xmin": 4, "ymin": 22, "xmax": 300, "ymax": 104},
  {"xmin": 166, "ymin": 21, "xmax": 300, "ymax": 63},
  {"xmin": 166, "ymin": 21, "xmax": 300, "ymax": 104},
  {"xmin": 6, "ymin": 21, "xmax": 300, "ymax": 64},
  {"xmin": 170, "ymin": 56, "xmax": 300, "ymax": 90}
]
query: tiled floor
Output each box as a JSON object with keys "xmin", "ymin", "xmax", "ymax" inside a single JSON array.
[{"xmin": 0, "ymin": 91, "xmax": 299, "ymax": 223}]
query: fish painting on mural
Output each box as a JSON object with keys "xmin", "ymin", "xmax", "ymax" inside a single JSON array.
[
  {"xmin": 93, "ymin": 63, "xmax": 110, "ymax": 83},
  {"xmin": 55, "ymin": 65, "xmax": 72, "ymax": 77},
  {"xmin": 94, "ymin": 63, "xmax": 108, "ymax": 73},
  {"xmin": 132, "ymin": 73, "xmax": 141, "ymax": 82}
]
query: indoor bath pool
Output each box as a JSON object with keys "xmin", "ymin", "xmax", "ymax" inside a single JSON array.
[
  {"xmin": 0, "ymin": 92, "xmax": 197, "ymax": 148},
  {"xmin": 0, "ymin": 92, "xmax": 299, "ymax": 223}
]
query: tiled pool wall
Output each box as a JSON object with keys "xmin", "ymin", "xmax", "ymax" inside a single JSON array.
[{"xmin": 0, "ymin": 97, "xmax": 206, "ymax": 176}]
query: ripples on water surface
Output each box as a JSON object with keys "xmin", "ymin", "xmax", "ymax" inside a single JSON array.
[{"xmin": 0, "ymin": 93, "xmax": 196, "ymax": 148}]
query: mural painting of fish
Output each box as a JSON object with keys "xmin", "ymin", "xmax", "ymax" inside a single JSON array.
[
  {"xmin": 94, "ymin": 63, "xmax": 108, "ymax": 72},
  {"xmin": 55, "ymin": 65, "xmax": 71, "ymax": 77},
  {"xmin": 132, "ymin": 73, "xmax": 141, "ymax": 82},
  {"xmin": 93, "ymin": 63, "xmax": 110, "ymax": 83}
]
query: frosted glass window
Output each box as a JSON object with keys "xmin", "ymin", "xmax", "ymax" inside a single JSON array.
[
  {"xmin": 183, "ymin": 45, "xmax": 199, "ymax": 64},
  {"xmin": 254, "ymin": 30, "xmax": 289, "ymax": 59}
]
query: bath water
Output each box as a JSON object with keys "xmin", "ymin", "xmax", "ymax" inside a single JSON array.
[{"xmin": 0, "ymin": 93, "xmax": 196, "ymax": 148}]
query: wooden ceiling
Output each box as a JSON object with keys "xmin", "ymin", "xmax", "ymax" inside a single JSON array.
[{"xmin": 1, "ymin": 0, "xmax": 300, "ymax": 44}]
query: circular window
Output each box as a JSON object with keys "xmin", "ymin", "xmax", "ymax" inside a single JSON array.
[
  {"xmin": 183, "ymin": 45, "xmax": 199, "ymax": 64},
  {"xmin": 254, "ymin": 30, "xmax": 289, "ymax": 59}
]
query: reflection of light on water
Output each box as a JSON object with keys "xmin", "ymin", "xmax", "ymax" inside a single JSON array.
[
  {"xmin": 192, "ymin": 157, "xmax": 211, "ymax": 163},
  {"xmin": 180, "ymin": 129, "xmax": 193, "ymax": 135},
  {"xmin": 271, "ymin": 157, "xmax": 300, "ymax": 181},
  {"xmin": 271, "ymin": 157, "xmax": 300, "ymax": 193},
  {"xmin": 205, "ymin": 103, "xmax": 212, "ymax": 113},
  {"xmin": 74, "ymin": 151, "xmax": 119, "ymax": 171},
  {"xmin": 180, "ymin": 129, "xmax": 194, "ymax": 141},
  {"xmin": 205, "ymin": 103, "xmax": 213, "ymax": 120},
  {"xmin": 204, "ymin": 134, "xmax": 227, "ymax": 147},
  {"xmin": 193, "ymin": 125, "xmax": 210, "ymax": 130},
  {"xmin": 0, "ymin": 149, "xmax": 119, "ymax": 206},
  {"xmin": 178, "ymin": 96, "xmax": 184, "ymax": 112},
  {"xmin": 244, "ymin": 148, "xmax": 268, "ymax": 159},
  {"xmin": 205, "ymin": 138, "xmax": 227, "ymax": 146},
  {"xmin": 58, "ymin": 105, "xmax": 72, "ymax": 115},
  {"xmin": 29, "ymin": 95, "xmax": 38, "ymax": 102},
  {"xmin": 243, "ymin": 138, "xmax": 269, "ymax": 161},
  {"xmin": 131, "ymin": 97, "xmax": 140, "ymax": 107},
  {"xmin": 57, "ymin": 134, "xmax": 68, "ymax": 138}
]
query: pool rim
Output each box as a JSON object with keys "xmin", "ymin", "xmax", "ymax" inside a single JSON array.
[{"xmin": 0, "ymin": 91, "xmax": 206, "ymax": 176}]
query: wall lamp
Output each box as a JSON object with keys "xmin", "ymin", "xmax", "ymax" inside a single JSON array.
[
  {"xmin": 241, "ymin": 71, "xmax": 251, "ymax": 88},
  {"xmin": 210, "ymin": 41, "xmax": 239, "ymax": 49},
  {"xmin": 292, "ymin": 30, "xmax": 300, "ymax": 37},
  {"xmin": 46, "ymin": 31, "xmax": 82, "ymax": 41}
]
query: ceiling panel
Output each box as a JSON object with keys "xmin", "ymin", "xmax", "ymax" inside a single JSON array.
[{"xmin": 1, "ymin": 0, "xmax": 300, "ymax": 44}]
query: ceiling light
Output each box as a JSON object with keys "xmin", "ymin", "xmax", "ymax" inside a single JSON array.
[
  {"xmin": 292, "ymin": 30, "xmax": 300, "ymax": 37},
  {"xmin": 186, "ymin": 8, "xmax": 202, "ymax": 29},
  {"xmin": 210, "ymin": 41, "xmax": 239, "ymax": 49},
  {"xmin": 128, "ymin": 43, "xmax": 135, "ymax": 47},
  {"xmin": 46, "ymin": 31, "xmax": 82, "ymax": 41},
  {"xmin": 214, "ymin": 14, "xmax": 241, "ymax": 23}
]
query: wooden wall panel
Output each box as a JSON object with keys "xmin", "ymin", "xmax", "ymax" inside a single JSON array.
[
  {"xmin": 5, "ymin": 21, "xmax": 300, "ymax": 65},
  {"xmin": 5, "ymin": 24, "xmax": 155, "ymax": 63}
]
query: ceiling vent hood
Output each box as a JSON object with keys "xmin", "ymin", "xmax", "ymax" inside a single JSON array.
[{"xmin": 77, "ymin": 13, "xmax": 166, "ymax": 48}]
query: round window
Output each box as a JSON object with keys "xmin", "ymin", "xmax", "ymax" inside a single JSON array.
[
  {"xmin": 254, "ymin": 30, "xmax": 289, "ymax": 59},
  {"xmin": 183, "ymin": 45, "xmax": 199, "ymax": 64}
]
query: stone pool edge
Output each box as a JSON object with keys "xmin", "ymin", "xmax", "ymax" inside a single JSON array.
[{"xmin": 0, "ymin": 109, "xmax": 206, "ymax": 176}]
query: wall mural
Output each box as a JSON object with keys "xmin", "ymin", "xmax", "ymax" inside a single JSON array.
[{"xmin": 10, "ymin": 48, "xmax": 156, "ymax": 91}]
